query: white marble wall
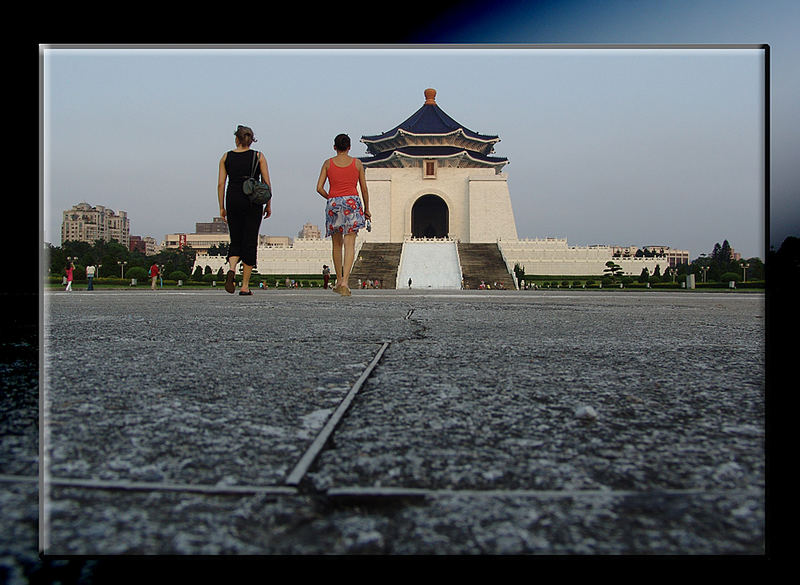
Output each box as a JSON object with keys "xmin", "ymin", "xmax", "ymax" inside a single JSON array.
[
  {"xmin": 499, "ymin": 238, "xmax": 670, "ymax": 277},
  {"xmin": 362, "ymin": 166, "xmax": 518, "ymax": 244},
  {"xmin": 193, "ymin": 237, "xmax": 364, "ymax": 276}
]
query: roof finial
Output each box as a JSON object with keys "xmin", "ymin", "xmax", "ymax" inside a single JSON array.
[{"xmin": 424, "ymin": 88, "xmax": 437, "ymax": 105}]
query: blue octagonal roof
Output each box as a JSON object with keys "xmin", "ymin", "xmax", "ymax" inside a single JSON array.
[{"xmin": 361, "ymin": 88, "xmax": 500, "ymax": 150}]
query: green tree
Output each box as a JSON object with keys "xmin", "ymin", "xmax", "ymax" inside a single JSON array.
[
  {"xmin": 126, "ymin": 266, "xmax": 148, "ymax": 281},
  {"xmin": 708, "ymin": 239, "xmax": 738, "ymax": 278},
  {"xmin": 742, "ymin": 257, "xmax": 764, "ymax": 280},
  {"xmin": 208, "ymin": 243, "xmax": 229, "ymax": 256},
  {"xmin": 152, "ymin": 245, "xmax": 197, "ymax": 280},
  {"xmin": 46, "ymin": 243, "xmax": 67, "ymax": 276},
  {"xmin": 61, "ymin": 240, "xmax": 94, "ymax": 267},
  {"xmin": 604, "ymin": 261, "xmax": 623, "ymax": 282},
  {"xmin": 128, "ymin": 250, "xmax": 149, "ymax": 271},
  {"xmin": 95, "ymin": 240, "xmax": 132, "ymax": 278}
]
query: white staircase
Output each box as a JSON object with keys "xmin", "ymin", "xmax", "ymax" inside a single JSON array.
[{"xmin": 396, "ymin": 240, "xmax": 463, "ymax": 289}]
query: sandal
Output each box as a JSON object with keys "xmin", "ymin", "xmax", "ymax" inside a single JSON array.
[
  {"xmin": 239, "ymin": 290, "xmax": 253, "ymax": 296},
  {"xmin": 224, "ymin": 270, "xmax": 236, "ymax": 294}
]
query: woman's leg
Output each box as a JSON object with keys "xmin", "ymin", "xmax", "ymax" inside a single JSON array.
[
  {"xmin": 331, "ymin": 232, "xmax": 344, "ymax": 287},
  {"xmin": 241, "ymin": 263, "xmax": 253, "ymax": 292},
  {"xmin": 237, "ymin": 205, "xmax": 262, "ymax": 293},
  {"xmin": 342, "ymin": 233, "xmax": 356, "ymax": 288}
]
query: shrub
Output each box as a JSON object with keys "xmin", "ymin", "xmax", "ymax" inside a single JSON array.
[
  {"xmin": 720, "ymin": 272, "xmax": 740, "ymax": 282},
  {"xmin": 168, "ymin": 271, "xmax": 188, "ymax": 281},
  {"xmin": 126, "ymin": 266, "xmax": 148, "ymax": 281}
]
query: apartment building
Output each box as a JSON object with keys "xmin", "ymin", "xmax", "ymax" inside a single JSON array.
[
  {"xmin": 61, "ymin": 202, "xmax": 130, "ymax": 247},
  {"xmin": 297, "ymin": 222, "xmax": 322, "ymax": 240},
  {"xmin": 129, "ymin": 235, "xmax": 162, "ymax": 255}
]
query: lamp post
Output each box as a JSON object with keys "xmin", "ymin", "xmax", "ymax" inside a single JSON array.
[
  {"xmin": 118, "ymin": 261, "xmax": 127, "ymax": 278},
  {"xmin": 741, "ymin": 262, "xmax": 750, "ymax": 283},
  {"xmin": 97, "ymin": 264, "xmax": 102, "ymax": 278},
  {"xmin": 700, "ymin": 265, "xmax": 710, "ymax": 283}
]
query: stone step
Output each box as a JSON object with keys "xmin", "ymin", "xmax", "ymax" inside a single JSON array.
[
  {"xmin": 348, "ymin": 243, "xmax": 403, "ymax": 289},
  {"xmin": 457, "ymin": 243, "xmax": 515, "ymax": 290},
  {"xmin": 347, "ymin": 241, "xmax": 515, "ymax": 290}
]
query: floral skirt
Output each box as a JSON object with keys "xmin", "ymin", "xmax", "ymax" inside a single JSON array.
[{"xmin": 325, "ymin": 195, "xmax": 366, "ymax": 237}]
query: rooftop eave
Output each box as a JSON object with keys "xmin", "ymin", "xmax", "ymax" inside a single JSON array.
[
  {"xmin": 362, "ymin": 149, "xmax": 508, "ymax": 168},
  {"xmin": 361, "ymin": 127, "xmax": 500, "ymax": 146}
]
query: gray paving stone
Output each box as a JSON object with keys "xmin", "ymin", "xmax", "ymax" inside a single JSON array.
[{"xmin": 2, "ymin": 289, "xmax": 765, "ymax": 563}]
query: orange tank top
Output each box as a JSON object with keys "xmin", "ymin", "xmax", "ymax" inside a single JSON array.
[{"xmin": 327, "ymin": 158, "xmax": 359, "ymax": 197}]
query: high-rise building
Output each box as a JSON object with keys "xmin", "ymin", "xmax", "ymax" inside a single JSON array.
[
  {"xmin": 61, "ymin": 202, "xmax": 130, "ymax": 247},
  {"xmin": 129, "ymin": 235, "xmax": 146, "ymax": 253},
  {"xmin": 196, "ymin": 217, "xmax": 229, "ymax": 234},
  {"xmin": 298, "ymin": 222, "xmax": 322, "ymax": 239},
  {"xmin": 128, "ymin": 235, "xmax": 162, "ymax": 255}
]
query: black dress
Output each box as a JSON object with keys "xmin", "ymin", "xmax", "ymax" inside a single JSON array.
[{"xmin": 224, "ymin": 149, "xmax": 264, "ymax": 268}]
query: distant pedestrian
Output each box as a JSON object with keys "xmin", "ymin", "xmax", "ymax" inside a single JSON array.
[
  {"xmin": 149, "ymin": 262, "xmax": 160, "ymax": 290},
  {"xmin": 408, "ymin": 278, "xmax": 412, "ymax": 289},
  {"xmin": 316, "ymin": 133, "xmax": 371, "ymax": 296},
  {"xmin": 218, "ymin": 124, "xmax": 272, "ymax": 296},
  {"xmin": 86, "ymin": 264, "xmax": 95, "ymax": 290},
  {"xmin": 322, "ymin": 264, "xmax": 330, "ymax": 289},
  {"xmin": 65, "ymin": 262, "xmax": 73, "ymax": 292}
]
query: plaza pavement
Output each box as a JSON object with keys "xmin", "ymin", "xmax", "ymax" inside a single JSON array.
[{"xmin": 4, "ymin": 287, "xmax": 766, "ymax": 567}]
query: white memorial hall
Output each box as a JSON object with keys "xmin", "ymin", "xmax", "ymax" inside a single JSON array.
[{"xmin": 194, "ymin": 89, "xmax": 669, "ymax": 288}]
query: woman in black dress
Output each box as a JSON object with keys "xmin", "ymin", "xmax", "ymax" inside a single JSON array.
[{"xmin": 217, "ymin": 125, "xmax": 272, "ymax": 295}]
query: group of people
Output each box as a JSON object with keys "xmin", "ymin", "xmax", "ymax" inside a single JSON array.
[
  {"xmin": 219, "ymin": 127, "xmax": 370, "ymax": 297},
  {"xmin": 61, "ymin": 261, "xmax": 103, "ymax": 291},
  {"xmin": 357, "ymin": 278, "xmax": 381, "ymax": 289},
  {"xmin": 62, "ymin": 261, "xmax": 161, "ymax": 291},
  {"xmin": 477, "ymin": 280, "xmax": 506, "ymax": 290}
]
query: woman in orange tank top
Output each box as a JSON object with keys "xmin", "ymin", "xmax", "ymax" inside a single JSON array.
[{"xmin": 316, "ymin": 133, "xmax": 371, "ymax": 296}]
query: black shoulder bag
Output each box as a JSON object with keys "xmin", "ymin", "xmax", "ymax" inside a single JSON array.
[{"xmin": 242, "ymin": 151, "xmax": 272, "ymax": 205}]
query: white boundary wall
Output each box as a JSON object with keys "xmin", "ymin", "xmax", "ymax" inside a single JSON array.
[
  {"xmin": 193, "ymin": 237, "xmax": 364, "ymax": 276},
  {"xmin": 498, "ymin": 238, "xmax": 669, "ymax": 277}
]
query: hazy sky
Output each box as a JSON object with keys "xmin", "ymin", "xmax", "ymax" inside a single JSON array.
[
  {"xmin": 43, "ymin": 45, "xmax": 766, "ymax": 260},
  {"xmin": 415, "ymin": 0, "xmax": 800, "ymax": 256}
]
